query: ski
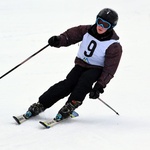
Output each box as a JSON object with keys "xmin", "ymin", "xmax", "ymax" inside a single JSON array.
[
  {"xmin": 13, "ymin": 110, "xmax": 79, "ymax": 127},
  {"xmin": 13, "ymin": 111, "xmax": 32, "ymax": 124},
  {"xmin": 39, "ymin": 111, "xmax": 79, "ymax": 128}
]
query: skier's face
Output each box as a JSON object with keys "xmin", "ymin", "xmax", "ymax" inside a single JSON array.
[
  {"xmin": 96, "ymin": 17, "xmax": 111, "ymax": 34},
  {"xmin": 96, "ymin": 25, "xmax": 107, "ymax": 34}
]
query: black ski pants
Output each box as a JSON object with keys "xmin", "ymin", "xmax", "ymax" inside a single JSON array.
[{"xmin": 39, "ymin": 65, "xmax": 102, "ymax": 109}]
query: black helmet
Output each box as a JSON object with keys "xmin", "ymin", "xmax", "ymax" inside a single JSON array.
[{"xmin": 97, "ymin": 8, "xmax": 118, "ymax": 27}]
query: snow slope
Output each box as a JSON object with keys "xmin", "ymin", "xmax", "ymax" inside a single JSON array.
[{"xmin": 0, "ymin": 0, "xmax": 150, "ymax": 150}]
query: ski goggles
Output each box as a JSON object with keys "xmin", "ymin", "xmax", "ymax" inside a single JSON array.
[{"xmin": 96, "ymin": 17, "xmax": 111, "ymax": 29}]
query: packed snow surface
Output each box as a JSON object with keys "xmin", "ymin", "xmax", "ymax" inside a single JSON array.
[{"xmin": 0, "ymin": 0, "xmax": 150, "ymax": 150}]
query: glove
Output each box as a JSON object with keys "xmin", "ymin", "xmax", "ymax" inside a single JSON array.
[
  {"xmin": 89, "ymin": 83, "xmax": 104, "ymax": 99},
  {"xmin": 48, "ymin": 36, "xmax": 60, "ymax": 47}
]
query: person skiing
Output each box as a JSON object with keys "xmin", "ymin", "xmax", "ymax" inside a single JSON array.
[{"xmin": 26, "ymin": 8, "xmax": 122, "ymax": 120}]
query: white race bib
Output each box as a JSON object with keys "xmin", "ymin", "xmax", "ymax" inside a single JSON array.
[{"xmin": 77, "ymin": 33, "xmax": 118, "ymax": 66}]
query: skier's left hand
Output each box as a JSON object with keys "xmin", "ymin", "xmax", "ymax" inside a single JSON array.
[{"xmin": 89, "ymin": 83, "xmax": 104, "ymax": 99}]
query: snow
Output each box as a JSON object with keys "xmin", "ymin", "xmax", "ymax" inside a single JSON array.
[{"xmin": 0, "ymin": 0, "xmax": 150, "ymax": 149}]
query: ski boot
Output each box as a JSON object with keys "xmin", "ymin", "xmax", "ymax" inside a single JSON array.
[
  {"xmin": 55, "ymin": 100, "xmax": 82, "ymax": 121},
  {"xmin": 25, "ymin": 102, "xmax": 45, "ymax": 118}
]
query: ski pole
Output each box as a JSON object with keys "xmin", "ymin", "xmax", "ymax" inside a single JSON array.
[
  {"xmin": 98, "ymin": 97, "xmax": 119, "ymax": 115},
  {"xmin": 0, "ymin": 44, "xmax": 49, "ymax": 79}
]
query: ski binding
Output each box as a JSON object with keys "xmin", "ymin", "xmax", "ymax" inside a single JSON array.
[
  {"xmin": 39, "ymin": 111, "xmax": 79, "ymax": 128},
  {"xmin": 13, "ymin": 111, "xmax": 32, "ymax": 124}
]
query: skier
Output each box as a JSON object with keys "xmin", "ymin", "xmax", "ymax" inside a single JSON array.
[{"xmin": 26, "ymin": 8, "xmax": 122, "ymax": 120}]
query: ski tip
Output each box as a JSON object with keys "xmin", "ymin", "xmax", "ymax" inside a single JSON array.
[
  {"xmin": 13, "ymin": 116, "xmax": 21, "ymax": 124},
  {"xmin": 39, "ymin": 121, "xmax": 50, "ymax": 129}
]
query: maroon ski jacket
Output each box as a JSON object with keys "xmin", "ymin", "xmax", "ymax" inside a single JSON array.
[{"xmin": 56, "ymin": 25, "xmax": 122, "ymax": 88}]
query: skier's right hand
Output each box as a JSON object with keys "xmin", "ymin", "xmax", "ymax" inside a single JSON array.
[{"xmin": 48, "ymin": 36, "xmax": 60, "ymax": 47}]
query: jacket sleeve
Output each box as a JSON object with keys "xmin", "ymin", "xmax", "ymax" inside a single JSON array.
[
  {"xmin": 58, "ymin": 25, "xmax": 91, "ymax": 47},
  {"xmin": 97, "ymin": 42, "xmax": 122, "ymax": 88}
]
